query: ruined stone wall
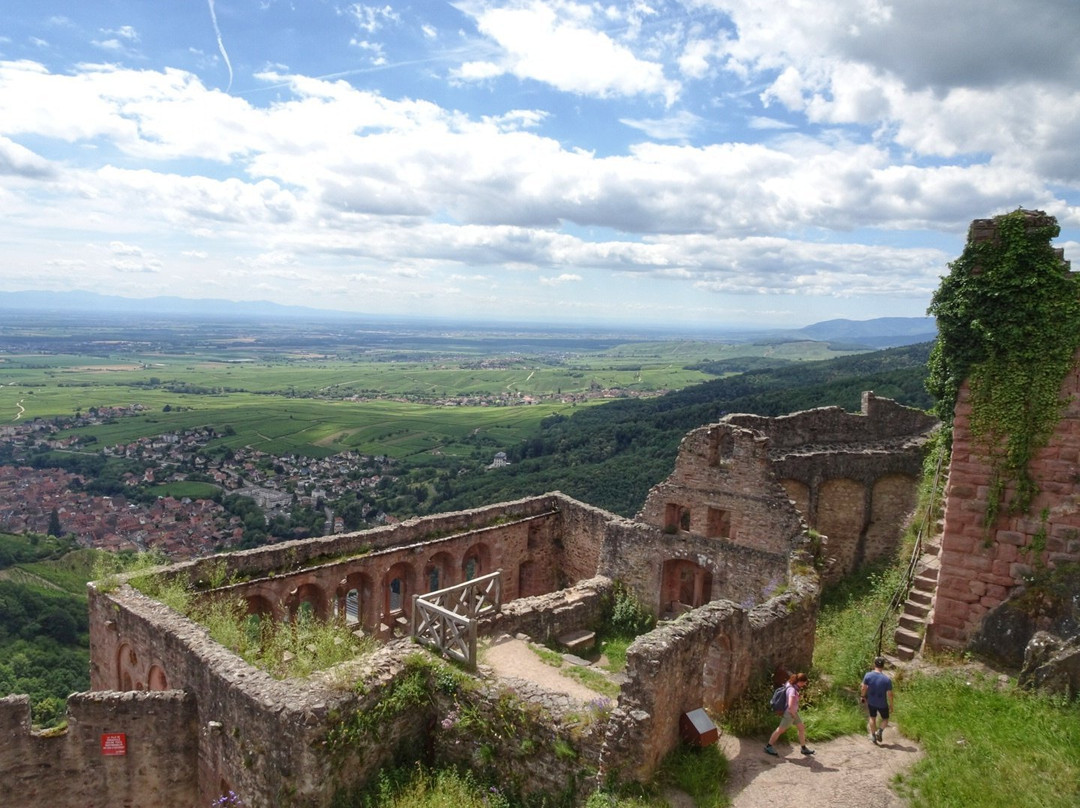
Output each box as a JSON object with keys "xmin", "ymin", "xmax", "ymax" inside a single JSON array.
[
  {"xmin": 172, "ymin": 496, "xmax": 570, "ymax": 591},
  {"xmin": 729, "ymin": 394, "xmax": 934, "ymax": 581},
  {"xmin": 929, "ymin": 213, "xmax": 1080, "ymax": 653},
  {"xmin": 552, "ymin": 493, "xmax": 613, "ymax": 584},
  {"xmin": 929, "ymin": 373, "xmax": 1080, "ymax": 650},
  {"xmin": 637, "ymin": 422, "xmax": 807, "ymax": 557},
  {"xmin": 601, "ymin": 568, "xmax": 819, "ymax": 782},
  {"xmin": 726, "ymin": 392, "xmax": 938, "ymax": 450},
  {"xmin": 88, "ymin": 583, "xmax": 419, "ymax": 808},
  {"xmin": 485, "ymin": 576, "xmax": 613, "ymax": 644},
  {"xmin": 599, "ymin": 519, "xmax": 789, "ymax": 613},
  {"xmin": 1, "ymin": 691, "xmax": 198, "ymax": 808}
]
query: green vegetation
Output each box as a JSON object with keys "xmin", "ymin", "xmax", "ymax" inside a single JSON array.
[
  {"xmin": 431, "ymin": 343, "xmax": 933, "ymax": 516},
  {"xmin": 927, "ymin": 209, "xmax": 1080, "ymax": 524},
  {"xmin": 0, "ymin": 533, "xmax": 96, "ymax": 727},
  {"xmin": 343, "ymin": 764, "xmax": 514, "ymax": 808},
  {"xmin": 898, "ymin": 669, "xmax": 1080, "ymax": 808},
  {"xmin": 125, "ymin": 563, "xmax": 375, "ymax": 679}
]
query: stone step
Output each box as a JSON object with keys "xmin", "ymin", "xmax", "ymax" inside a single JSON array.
[
  {"xmin": 908, "ymin": 589, "xmax": 932, "ymax": 607},
  {"xmin": 899, "ymin": 614, "xmax": 923, "ymax": 632},
  {"xmin": 913, "ymin": 573, "xmax": 938, "ymax": 591},
  {"xmin": 894, "ymin": 644, "xmax": 917, "ymax": 661},
  {"xmin": 558, "ymin": 629, "xmax": 596, "ymax": 652},
  {"xmin": 894, "ymin": 626, "xmax": 922, "ymax": 650},
  {"xmin": 902, "ymin": 601, "xmax": 929, "ymax": 620}
]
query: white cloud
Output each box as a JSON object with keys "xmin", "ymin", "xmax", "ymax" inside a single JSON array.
[
  {"xmin": 620, "ymin": 110, "xmax": 701, "ymax": 141},
  {"xmin": 346, "ymin": 4, "xmax": 401, "ymax": 34},
  {"xmin": 539, "ymin": 273, "xmax": 582, "ymax": 285},
  {"xmin": 453, "ymin": 0, "xmax": 680, "ymax": 102}
]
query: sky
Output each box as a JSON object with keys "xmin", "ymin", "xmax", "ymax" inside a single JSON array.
[{"xmin": 1, "ymin": 1, "xmax": 1078, "ymax": 329}]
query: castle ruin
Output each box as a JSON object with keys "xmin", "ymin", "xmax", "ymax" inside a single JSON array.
[{"xmin": 1, "ymin": 386, "xmax": 935, "ymax": 805}]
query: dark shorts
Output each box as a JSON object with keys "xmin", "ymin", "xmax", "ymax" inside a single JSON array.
[{"xmin": 868, "ymin": 705, "xmax": 890, "ymax": 720}]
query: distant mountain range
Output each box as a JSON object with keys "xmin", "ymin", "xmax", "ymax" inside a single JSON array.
[
  {"xmin": 0, "ymin": 289, "xmax": 936, "ymax": 348},
  {"xmin": 788, "ymin": 317, "xmax": 937, "ymax": 348}
]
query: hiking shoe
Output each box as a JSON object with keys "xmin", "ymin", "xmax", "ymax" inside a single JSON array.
[
  {"xmin": 801, "ymin": 746, "xmax": 815, "ymax": 755},
  {"xmin": 764, "ymin": 744, "xmax": 778, "ymax": 756},
  {"xmin": 869, "ymin": 733, "xmax": 877, "ymax": 743},
  {"xmin": 875, "ymin": 728, "xmax": 884, "ymax": 743}
]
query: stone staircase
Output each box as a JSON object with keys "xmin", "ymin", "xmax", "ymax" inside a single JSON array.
[{"xmin": 893, "ymin": 527, "xmax": 942, "ymax": 661}]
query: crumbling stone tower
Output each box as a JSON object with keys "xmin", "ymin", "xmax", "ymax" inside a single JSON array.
[{"xmin": 927, "ymin": 210, "xmax": 1080, "ymax": 658}]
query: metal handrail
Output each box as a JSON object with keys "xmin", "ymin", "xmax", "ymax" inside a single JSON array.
[{"xmin": 874, "ymin": 447, "xmax": 945, "ymax": 656}]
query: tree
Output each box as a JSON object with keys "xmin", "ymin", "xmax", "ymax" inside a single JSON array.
[{"xmin": 47, "ymin": 509, "xmax": 61, "ymax": 538}]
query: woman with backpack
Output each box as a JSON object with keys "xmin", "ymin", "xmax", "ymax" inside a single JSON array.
[{"xmin": 764, "ymin": 671, "xmax": 815, "ymax": 757}]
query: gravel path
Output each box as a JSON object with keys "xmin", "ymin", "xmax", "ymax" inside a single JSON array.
[{"xmin": 480, "ymin": 635, "xmax": 924, "ymax": 807}]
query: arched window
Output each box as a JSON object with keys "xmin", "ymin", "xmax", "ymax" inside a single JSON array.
[{"xmin": 345, "ymin": 589, "xmax": 360, "ymax": 625}]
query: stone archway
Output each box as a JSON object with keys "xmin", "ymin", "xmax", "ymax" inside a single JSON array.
[
  {"xmin": 461, "ymin": 542, "xmax": 491, "ymax": 581},
  {"xmin": 288, "ymin": 582, "xmax": 328, "ymax": 622},
  {"xmin": 425, "ymin": 551, "xmax": 454, "ymax": 592},
  {"xmin": 865, "ymin": 473, "xmax": 918, "ymax": 564},
  {"xmin": 148, "ymin": 664, "xmax": 169, "ymax": 691}
]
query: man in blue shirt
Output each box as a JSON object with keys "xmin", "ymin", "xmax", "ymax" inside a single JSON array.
[{"xmin": 861, "ymin": 656, "xmax": 894, "ymax": 743}]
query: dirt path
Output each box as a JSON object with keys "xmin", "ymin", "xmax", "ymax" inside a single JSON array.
[
  {"xmin": 719, "ymin": 729, "xmax": 920, "ymax": 807},
  {"xmin": 480, "ymin": 636, "xmax": 923, "ymax": 807}
]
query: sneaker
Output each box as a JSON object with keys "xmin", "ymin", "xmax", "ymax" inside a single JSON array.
[
  {"xmin": 875, "ymin": 728, "xmax": 884, "ymax": 743},
  {"xmin": 764, "ymin": 744, "xmax": 778, "ymax": 756},
  {"xmin": 869, "ymin": 733, "xmax": 877, "ymax": 743},
  {"xmin": 801, "ymin": 746, "xmax": 815, "ymax": 755}
]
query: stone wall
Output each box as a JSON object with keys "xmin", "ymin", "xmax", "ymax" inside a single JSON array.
[
  {"xmin": 729, "ymin": 393, "xmax": 935, "ymax": 580},
  {"xmin": 929, "ymin": 374, "xmax": 1080, "ymax": 651},
  {"xmin": 600, "ymin": 566, "xmax": 819, "ymax": 782},
  {"xmin": 637, "ymin": 421, "xmax": 807, "ymax": 557},
  {"xmin": 928, "ymin": 213, "xmax": 1080, "ymax": 653},
  {"xmin": 1, "ymin": 690, "xmax": 198, "ymax": 808},
  {"xmin": 599, "ymin": 518, "xmax": 789, "ymax": 613},
  {"xmin": 3, "ymin": 394, "xmax": 932, "ymax": 805}
]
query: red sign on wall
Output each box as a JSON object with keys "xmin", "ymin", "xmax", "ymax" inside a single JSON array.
[{"xmin": 101, "ymin": 733, "xmax": 127, "ymax": 756}]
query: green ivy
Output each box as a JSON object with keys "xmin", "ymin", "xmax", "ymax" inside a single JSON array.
[{"xmin": 927, "ymin": 209, "xmax": 1080, "ymax": 523}]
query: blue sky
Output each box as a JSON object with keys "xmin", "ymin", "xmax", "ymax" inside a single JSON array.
[{"xmin": 1, "ymin": 1, "xmax": 1078, "ymax": 328}]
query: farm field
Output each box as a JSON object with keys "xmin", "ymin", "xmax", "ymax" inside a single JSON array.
[{"xmin": 0, "ymin": 314, "xmax": 862, "ymax": 458}]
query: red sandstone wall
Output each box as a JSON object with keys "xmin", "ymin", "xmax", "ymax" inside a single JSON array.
[
  {"xmin": 0, "ymin": 691, "xmax": 199, "ymax": 808},
  {"xmin": 930, "ymin": 374, "xmax": 1080, "ymax": 650}
]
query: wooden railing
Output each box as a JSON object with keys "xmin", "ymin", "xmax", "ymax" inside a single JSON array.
[{"xmin": 411, "ymin": 570, "xmax": 502, "ymax": 668}]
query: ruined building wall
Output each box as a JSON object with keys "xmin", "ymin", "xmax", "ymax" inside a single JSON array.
[
  {"xmin": 637, "ymin": 422, "xmax": 807, "ymax": 557},
  {"xmin": 929, "ymin": 372, "xmax": 1080, "ymax": 650},
  {"xmin": 928, "ymin": 213, "xmax": 1080, "ymax": 652},
  {"xmin": 636, "ymin": 394, "xmax": 934, "ymax": 584},
  {"xmin": 88, "ymin": 581, "xmax": 440, "ymax": 808},
  {"xmin": 600, "ymin": 568, "xmax": 818, "ymax": 782},
  {"xmin": 728, "ymin": 393, "xmax": 934, "ymax": 581},
  {"xmin": 726, "ymin": 392, "xmax": 937, "ymax": 450},
  {"xmin": 599, "ymin": 518, "xmax": 789, "ymax": 613},
  {"xmin": 1, "ymin": 691, "xmax": 199, "ymax": 808}
]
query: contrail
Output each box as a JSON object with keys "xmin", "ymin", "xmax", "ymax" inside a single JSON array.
[{"xmin": 207, "ymin": 0, "xmax": 234, "ymax": 92}]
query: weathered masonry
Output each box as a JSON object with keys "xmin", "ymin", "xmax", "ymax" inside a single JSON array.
[
  {"xmin": 1, "ymin": 393, "xmax": 935, "ymax": 807},
  {"xmin": 638, "ymin": 392, "xmax": 936, "ymax": 587},
  {"xmin": 927, "ymin": 211, "xmax": 1080, "ymax": 658}
]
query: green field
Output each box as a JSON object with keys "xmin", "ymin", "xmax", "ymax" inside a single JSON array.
[{"xmin": 0, "ymin": 336, "xmax": 860, "ymax": 458}]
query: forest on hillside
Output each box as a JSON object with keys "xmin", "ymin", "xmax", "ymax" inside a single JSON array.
[{"xmin": 424, "ymin": 342, "xmax": 934, "ymax": 516}]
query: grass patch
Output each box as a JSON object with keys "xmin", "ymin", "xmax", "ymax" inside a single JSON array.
[
  {"xmin": 655, "ymin": 742, "xmax": 729, "ymax": 808},
  {"xmin": 897, "ymin": 670, "xmax": 1080, "ymax": 808},
  {"xmin": 344, "ymin": 763, "xmax": 514, "ymax": 808}
]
